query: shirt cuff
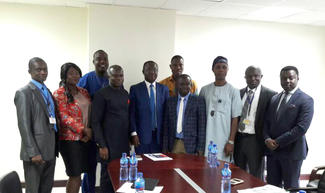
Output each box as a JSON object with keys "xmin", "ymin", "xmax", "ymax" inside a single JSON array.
[{"xmin": 131, "ymin": 131, "xmax": 137, "ymax": 136}]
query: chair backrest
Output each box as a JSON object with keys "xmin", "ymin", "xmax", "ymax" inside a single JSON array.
[
  {"xmin": 0, "ymin": 171, "xmax": 22, "ymax": 193},
  {"xmin": 318, "ymin": 170, "xmax": 325, "ymax": 193}
]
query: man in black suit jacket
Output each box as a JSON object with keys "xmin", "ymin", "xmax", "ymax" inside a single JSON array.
[
  {"xmin": 163, "ymin": 74, "xmax": 206, "ymax": 155},
  {"xmin": 14, "ymin": 57, "xmax": 58, "ymax": 193},
  {"xmin": 92, "ymin": 65, "xmax": 130, "ymax": 193},
  {"xmin": 234, "ymin": 66, "xmax": 276, "ymax": 180},
  {"xmin": 264, "ymin": 66, "xmax": 314, "ymax": 189}
]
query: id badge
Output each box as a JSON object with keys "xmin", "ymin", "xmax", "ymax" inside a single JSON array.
[
  {"xmin": 243, "ymin": 119, "xmax": 250, "ymax": 126},
  {"xmin": 49, "ymin": 117, "xmax": 56, "ymax": 124}
]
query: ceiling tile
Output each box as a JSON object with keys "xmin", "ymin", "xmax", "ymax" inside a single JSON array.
[
  {"xmin": 112, "ymin": 0, "xmax": 166, "ymax": 8},
  {"xmin": 162, "ymin": 0, "xmax": 218, "ymax": 14},
  {"xmin": 224, "ymin": 0, "xmax": 282, "ymax": 7},
  {"xmin": 199, "ymin": 2, "xmax": 262, "ymax": 19}
]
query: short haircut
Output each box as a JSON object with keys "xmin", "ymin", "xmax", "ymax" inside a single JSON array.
[
  {"xmin": 212, "ymin": 56, "xmax": 228, "ymax": 69},
  {"xmin": 280, "ymin": 66, "xmax": 299, "ymax": 76},
  {"xmin": 245, "ymin": 66, "xmax": 262, "ymax": 76},
  {"xmin": 93, "ymin": 50, "xmax": 107, "ymax": 59},
  {"xmin": 28, "ymin": 57, "xmax": 45, "ymax": 70},
  {"xmin": 176, "ymin": 74, "xmax": 192, "ymax": 82},
  {"xmin": 171, "ymin": 55, "xmax": 183, "ymax": 63},
  {"xmin": 108, "ymin": 65, "xmax": 123, "ymax": 76},
  {"xmin": 143, "ymin": 60, "xmax": 158, "ymax": 71}
]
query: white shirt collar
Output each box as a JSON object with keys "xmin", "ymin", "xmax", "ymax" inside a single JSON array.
[
  {"xmin": 284, "ymin": 86, "xmax": 298, "ymax": 95},
  {"xmin": 144, "ymin": 80, "xmax": 156, "ymax": 88}
]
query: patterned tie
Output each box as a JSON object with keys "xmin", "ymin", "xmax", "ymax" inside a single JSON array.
[
  {"xmin": 149, "ymin": 84, "xmax": 157, "ymax": 129},
  {"xmin": 238, "ymin": 90, "xmax": 254, "ymax": 131},
  {"xmin": 177, "ymin": 97, "xmax": 184, "ymax": 134}
]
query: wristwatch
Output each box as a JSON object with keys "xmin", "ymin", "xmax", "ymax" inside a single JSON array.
[{"xmin": 227, "ymin": 140, "xmax": 234, "ymax": 145}]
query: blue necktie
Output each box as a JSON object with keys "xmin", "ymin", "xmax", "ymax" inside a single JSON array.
[{"xmin": 149, "ymin": 84, "xmax": 157, "ymax": 130}]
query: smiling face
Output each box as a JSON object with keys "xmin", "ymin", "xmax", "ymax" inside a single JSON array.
[
  {"xmin": 93, "ymin": 51, "xmax": 109, "ymax": 74},
  {"xmin": 29, "ymin": 60, "xmax": 48, "ymax": 83},
  {"xmin": 245, "ymin": 67, "xmax": 263, "ymax": 89},
  {"xmin": 177, "ymin": 75, "xmax": 192, "ymax": 97},
  {"xmin": 66, "ymin": 67, "xmax": 81, "ymax": 86},
  {"xmin": 280, "ymin": 69, "xmax": 299, "ymax": 92},
  {"xmin": 108, "ymin": 66, "xmax": 124, "ymax": 88}
]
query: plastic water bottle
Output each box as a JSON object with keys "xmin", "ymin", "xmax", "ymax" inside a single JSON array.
[
  {"xmin": 135, "ymin": 172, "xmax": 145, "ymax": 193},
  {"xmin": 129, "ymin": 152, "xmax": 138, "ymax": 181},
  {"xmin": 207, "ymin": 141, "xmax": 213, "ymax": 163},
  {"xmin": 209, "ymin": 144, "xmax": 219, "ymax": 168},
  {"xmin": 221, "ymin": 163, "xmax": 231, "ymax": 193},
  {"xmin": 119, "ymin": 153, "xmax": 128, "ymax": 181}
]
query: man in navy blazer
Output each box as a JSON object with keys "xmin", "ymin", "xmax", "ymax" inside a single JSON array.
[
  {"xmin": 163, "ymin": 74, "xmax": 206, "ymax": 155},
  {"xmin": 130, "ymin": 61, "xmax": 169, "ymax": 153},
  {"xmin": 264, "ymin": 66, "xmax": 314, "ymax": 189}
]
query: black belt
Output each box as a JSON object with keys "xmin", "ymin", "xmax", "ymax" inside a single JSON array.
[
  {"xmin": 175, "ymin": 137, "xmax": 183, "ymax": 140},
  {"xmin": 237, "ymin": 132, "xmax": 255, "ymax": 137}
]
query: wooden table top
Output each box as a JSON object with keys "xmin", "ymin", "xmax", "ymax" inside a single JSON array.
[{"xmin": 108, "ymin": 153, "xmax": 266, "ymax": 193}]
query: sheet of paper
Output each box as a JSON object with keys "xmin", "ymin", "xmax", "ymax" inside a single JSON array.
[
  {"xmin": 237, "ymin": 184, "xmax": 287, "ymax": 193},
  {"xmin": 116, "ymin": 182, "xmax": 163, "ymax": 193},
  {"xmin": 143, "ymin": 153, "xmax": 173, "ymax": 161}
]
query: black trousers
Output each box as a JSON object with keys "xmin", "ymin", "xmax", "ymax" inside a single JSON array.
[
  {"xmin": 100, "ymin": 161, "xmax": 115, "ymax": 193},
  {"xmin": 234, "ymin": 133, "xmax": 264, "ymax": 180}
]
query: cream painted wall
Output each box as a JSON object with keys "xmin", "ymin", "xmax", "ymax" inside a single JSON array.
[
  {"xmin": 174, "ymin": 15, "xmax": 325, "ymax": 173},
  {"xmin": 0, "ymin": 3, "xmax": 88, "ymax": 180},
  {"xmin": 1, "ymin": 1, "xmax": 325, "ymax": 183},
  {"xmin": 88, "ymin": 4, "xmax": 176, "ymax": 91}
]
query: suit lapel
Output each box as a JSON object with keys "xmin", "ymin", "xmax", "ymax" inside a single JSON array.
[
  {"xmin": 29, "ymin": 82, "xmax": 49, "ymax": 117},
  {"xmin": 255, "ymin": 86, "xmax": 266, "ymax": 124},
  {"xmin": 171, "ymin": 97, "xmax": 178, "ymax": 136},
  {"xmin": 140, "ymin": 81, "xmax": 150, "ymax": 105},
  {"xmin": 240, "ymin": 88, "xmax": 246, "ymax": 99}
]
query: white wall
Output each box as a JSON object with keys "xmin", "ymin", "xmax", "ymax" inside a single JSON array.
[
  {"xmin": 88, "ymin": 4, "xmax": 176, "ymax": 91},
  {"xmin": 174, "ymin": 15, "xmax": 325, "ymax": 173},
  {"xmin": 1, "ymin": 2, "xmax": 325, "ymax": 182},
  {"xmin": 0, "ymin": 3, "xmax": 88, "ymax": 180}
]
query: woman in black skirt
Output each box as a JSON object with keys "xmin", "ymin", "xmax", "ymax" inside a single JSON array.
[{"xmin": 53, "ymin": 63, "xmax": 92, "ymax": 193}]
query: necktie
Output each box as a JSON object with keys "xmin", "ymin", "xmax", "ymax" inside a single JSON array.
[
  {"xmin": 238, "ymin": 90, "xmax": 254, "ymax": 131},
  {"xmin": 177, "ymin": 97, "xmax": 184, "ymax": 134},
  {"xmin": 277, "ymin": 92, "xmax": 288, "ymax": 113},
  {"xmin": 149, "ymin": 84, "xmax": 157, "ymax": 129}
]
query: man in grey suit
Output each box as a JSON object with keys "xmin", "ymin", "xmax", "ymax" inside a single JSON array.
[
  {"xmin": 234, "ymin": 66, "xmax": 276, "ymax": 180},
  {"xmin": 14, "ymin": 57, "xmax": 58, "ymax": 193}
]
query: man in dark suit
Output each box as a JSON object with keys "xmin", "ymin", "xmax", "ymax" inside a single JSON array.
[
  {"xmin": 92, "ymin": 65, "xmax": 130, "ymax": 193},
  {"xmin": 129, "ymin": 61, "xmax": 169, "ymax": 154},
  {"xmin": 264, "ymin": 66, "xmax": 314, "ymax": 189},
  {"xmin": 14, "ymin": 57, "xmax": 58, "ymax": 193},
  {"xmin": 163, "ymin": 74, "xmax": 206, "ymax": 155},
  {"xmin": 234, "ymin": 66, "xmax": 276, "ymax": 180}
]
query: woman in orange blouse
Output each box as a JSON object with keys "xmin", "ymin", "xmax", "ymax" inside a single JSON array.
[{"xmin": 53, "ymin": 63, "xmax": 91, "ymax": 193}]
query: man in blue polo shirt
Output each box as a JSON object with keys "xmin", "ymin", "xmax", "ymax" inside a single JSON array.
[{"xmin": 78, "ymin": 50, "xmax": 109, "ymax": 193}]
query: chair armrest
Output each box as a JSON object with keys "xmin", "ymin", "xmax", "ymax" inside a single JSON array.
[{"xmin": 310, "ymin": 166, "xmax": 325, "ymax": 181}]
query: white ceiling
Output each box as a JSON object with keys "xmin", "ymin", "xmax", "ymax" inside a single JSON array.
[{"xmin": 2, "ymin": 0, "xmax": 325, "ymax": 26}]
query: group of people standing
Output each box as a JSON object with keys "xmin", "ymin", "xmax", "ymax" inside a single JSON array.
[{"xmin": 14, "ymin": 49, "xmax": 314, "ymax": 193}]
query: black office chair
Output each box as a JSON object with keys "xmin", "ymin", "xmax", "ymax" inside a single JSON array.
[
  {"xmin": 0, "ymin": 171, "xmax": 22, "ymax": 193},
  {"xmin": 287, "ymin": 168, "xmax": 325, "ymax": 193}
]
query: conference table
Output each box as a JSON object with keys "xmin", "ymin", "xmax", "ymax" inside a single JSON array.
[{"xmin": 108, "ymin": 153, "xmax": 266, "ymax": 193}]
